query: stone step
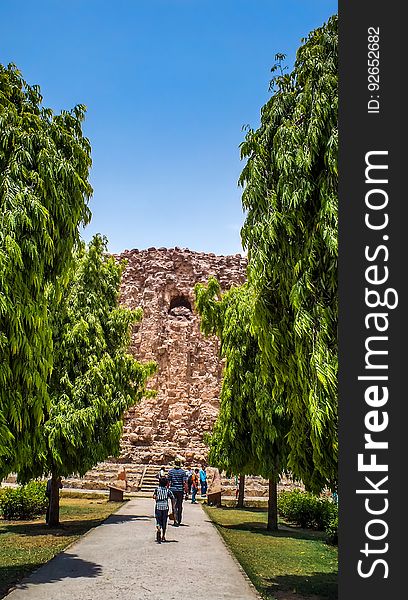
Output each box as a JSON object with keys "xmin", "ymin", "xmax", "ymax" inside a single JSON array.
[
  {"xmin": 138, "ymin": 464, "xmax": 168, "ymax": 492},
  {"xmin": 51, "ymin": 460, "xmax": 303, "ymax": 498},
  {"xmin": 140, "ymin": 484, "xmax": 157, "ymax": 492}
]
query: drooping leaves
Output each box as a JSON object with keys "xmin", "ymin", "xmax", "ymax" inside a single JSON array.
[
  {"xmin": 239, "ymin": 16, "xmax": 338, "ymax": 491},
  {"xmin": 195, "ymin": 278, "xmax": 290, "ymax": 481},
  {"xmin": 0, "ymin": 64, "xmax": 92, "ymax": 473},
  {"xmin": 17, "ymin": 235, "xmax": 156, "ymax": 482}
]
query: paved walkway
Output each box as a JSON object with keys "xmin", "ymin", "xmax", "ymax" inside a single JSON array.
[{"xmin": 5, "ymin": 498, "xmax": 260, "ymax": 600}]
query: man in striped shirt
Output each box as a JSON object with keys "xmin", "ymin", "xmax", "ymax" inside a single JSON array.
[{"xmin": 167, "ymin": 458, "xmax": 188, "ymax": 526}]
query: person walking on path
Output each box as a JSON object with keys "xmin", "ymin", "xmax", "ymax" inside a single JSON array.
[
  {"xmin": 153, "ymin": 476, "xmax": 174, "ymax": 543},
  {"xmin": 199, "ymin": 465, "xmax": 207, "ymax": 497},
  {"xmin": 184, "ymin": 467, "xmax": 193, "ymax": 499},
  {"xmin": 191, "ymin": 468, "xmax": 199, "ymax": 503},
  {"xmin": 167, "ymin": 458, "xmax": 187, "ymax": 526},
  {"xmin": 157, "ymin": 465, "xmax": 169, "ymax": 486}
]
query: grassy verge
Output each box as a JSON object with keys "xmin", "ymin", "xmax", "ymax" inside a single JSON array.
[
  {"xmin": 203, "ymin": 505, "xmax": 337, "ymax": 600},
  {"xmin": 0, "ymin": 495, "xmax": 124, "ymax": 598}
]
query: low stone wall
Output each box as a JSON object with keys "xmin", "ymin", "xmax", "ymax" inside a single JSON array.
[{"xmin": 60, "ymin": 462, "xmax": 304, "ymax": 497}]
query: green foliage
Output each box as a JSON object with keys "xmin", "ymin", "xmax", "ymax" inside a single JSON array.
[
  {"xmin": 325, "ymin": 509, "xmax": 338, "ymax": 545},
  {"xmin": 17, "ymin": 235, "xmax": 156, "ymax": 482},
  {"xmin": 239, "ymin": 16, "xmax": 338, "ymax": 492},
  {"xmin": 195, "ymin": 278, "xmax": 290, "ymax": 480},
  {"xmin": 0, "ymin": 481, "xmax": 48, "ymax": 520},
  {"xmin": 277, "ymin": 489, "xmax": 337, "ymax": 532},
  {"xmin": 0, "ymin": 64, "xmax": 92, "ymax": 474}
]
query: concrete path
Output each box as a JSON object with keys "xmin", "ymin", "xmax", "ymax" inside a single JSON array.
[{"xmin": 5, "ymin": 498, "xmax": 261, "ymax": 600}]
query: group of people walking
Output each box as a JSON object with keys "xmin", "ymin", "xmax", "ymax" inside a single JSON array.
[
  {"xmin": 153, "ymin": 459, "xmax": 208, "ymax": 543},
  {"xmin": 183, "ymin": 464, "xmax": 207, "ymax": 502}
]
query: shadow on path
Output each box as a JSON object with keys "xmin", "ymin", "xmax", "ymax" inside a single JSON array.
[
  {"xmin": 13, "ymin": 553, "xmax": 102, "ymax": 588},
  {"xmin": 104, "ymin": 514, "xmax": 152, "ymax": 525}
]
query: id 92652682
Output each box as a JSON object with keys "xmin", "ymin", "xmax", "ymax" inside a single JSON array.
[{"xmin": 367, "ymin": 26, "xmax": 380, "ymax": 114}]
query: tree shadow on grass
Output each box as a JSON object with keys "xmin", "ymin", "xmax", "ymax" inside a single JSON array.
[
  {"xmin": 0, "ymin": 513, "xmax": 152, "ymax": 538},
  {"xmin": 206, "ymin": 518, "xmax": 327, "ymax": 543},
  {"xmin": 0, "ymin": 562, "xmax": 44, "ymax": 599},
  {"xmin": 207, "ymin": 506, "xmax": 327, "ymax": 540},
  {"xmin": 259, "ymin": 572, "xmax": 338, "ymax": 600},
  {"xmin": 228, "ymin": 506, "xmax": 268, "ymax": 514},
  {"xmin": 1, "ymin": 518, "xmax": 105, "ymax": 538},
  {"xmin": 0, "ymin": 519, "xmax": 101, "ymax": 538}
]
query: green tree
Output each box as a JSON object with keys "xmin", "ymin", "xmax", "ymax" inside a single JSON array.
[
  {"xmin": 0, "ymin": 64, "xmax": 92, "ymax": 473},
  {"xmin": 239, "ymin": 16, "xmax": 338, "ymax": 492},
  {"xmin": 195, "ymin": 278, "xmax": 290, "ymax": 530},
  {"xmin": 17, "ymin": 236, "xmax": 156, "ymax": 526}
]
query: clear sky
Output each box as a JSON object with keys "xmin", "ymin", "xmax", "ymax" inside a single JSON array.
[{"xmin": 1, "ymin": 0, "xmax": 337, "ymax": 255}]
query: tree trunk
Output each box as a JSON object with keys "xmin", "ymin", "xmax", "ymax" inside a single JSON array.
[
  {"xmin": 237, "ymin": 474, "xmax": 245, "ymax": 508},
  {"xmin": 48, "ymin": 472, "xmax": 61, "ymax": 527},
  {"xmin": 267, "ymin": 477, "xmax": 278, "ymax": 531}
]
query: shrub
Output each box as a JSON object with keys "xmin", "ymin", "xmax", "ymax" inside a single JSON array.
[
  {"xmin": 277, "ymin": 489, "xmax": 336, "ymax": 530},
  {"xmin": 325, "ymin": 508, "xmax": 338, "ymax": 545},
  {"xmin": 0, "ymin": 481, "xmax": 48, "ymax": 520}
]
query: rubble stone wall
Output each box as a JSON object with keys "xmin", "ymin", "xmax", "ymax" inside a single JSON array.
[{"xmin": 116, "ymin": 247, "xmax": 247, "ymax": 466}]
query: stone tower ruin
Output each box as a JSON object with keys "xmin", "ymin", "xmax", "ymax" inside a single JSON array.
[{"xmin": 116, "ymin": 247, "xmax": 247, "ymax": 466}]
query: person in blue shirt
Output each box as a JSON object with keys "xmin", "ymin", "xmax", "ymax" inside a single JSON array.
[
  {"xmin": 199, "ymin": 465, "xmax": 207, "ymax": 497},
  {"xmin": 167, "ymin": 458, "xmax": 188, "ymax": 526}
]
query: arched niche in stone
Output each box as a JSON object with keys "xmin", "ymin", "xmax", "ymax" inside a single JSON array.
[{"xmin": 168, "ymin": 294, "xmax": 193, "ymax": 319}]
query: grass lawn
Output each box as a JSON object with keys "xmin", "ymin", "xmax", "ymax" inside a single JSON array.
[
  {"xmin": 203, "ymin": 505, "xmax": 338, "ymax": 600},
  {"xmin": 0, "ymin": 494, "xmax": 124, "ymax": 598}
]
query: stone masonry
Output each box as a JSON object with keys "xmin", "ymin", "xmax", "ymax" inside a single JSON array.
[{"xmin": 116, "ymin": 246, "xmax": 247, "ymax": 466}]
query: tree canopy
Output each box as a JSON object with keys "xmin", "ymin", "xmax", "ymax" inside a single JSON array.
[
  {"xmin": 17, "ymin": 236, "xmax": 156, "ymax": 524},
  {"xmin": 18, "ymin": 235, "xmax": 156, "ymax": 480},
  {"xmin": 195, "ymin": 278, "xmax": 290, "ymax": 480},
  {"xmin": 0, "ymin": 64, "xmax": 92, "ymax": 474},
  {"xmin": 239, "ymin": 16, "xmax": 338, "ymax": 491},
  {"xmin": 195, "ymin": 278, "xmax": 291, "ymax": 528}
]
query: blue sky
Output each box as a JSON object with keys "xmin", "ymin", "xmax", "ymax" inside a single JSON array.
[{"xmin": 1, "ymin": 1, "xmax": 337, "ymax": 255}]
